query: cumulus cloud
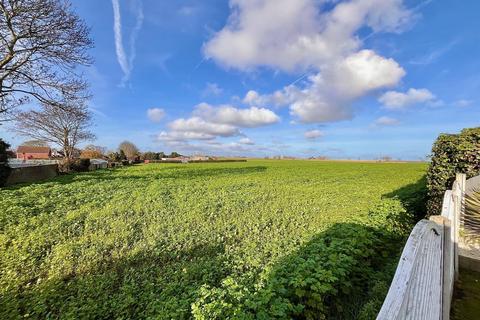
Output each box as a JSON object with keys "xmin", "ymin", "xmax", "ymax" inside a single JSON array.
[
  {"xmin": 157, "ymin": 103, "xmax": 280, "ymax": 143},
  {"xmin": 206, "ymin": 0, "xmax": 413, "ymax": 123},
  {"xmin": 193, "ymin": 103, "xmax": 280, "ymax": 127},
  {"xmin": 304, "ymin": 129, "xmax": 324, "ymax": 139},
  {"xmin": 204, "ymin": 0, "xmax": 413, "ymax": 72},
  {"xmin": 374, "ymin": 116, "xmax": 400, "ymax": 126},
  {"xmin": 246, "ymin": 50, "xmax": 405, "ymax": 123},
  {"xmin": 238, "ymin": 137, "xmax": 255, "ymax": 145},
  {"xmin": 147, "ymin": 108, "xmax": 165, "ymax": 122},
  {"xmin": 111, "ymin": 0, "xmax": 144, "ymax": 86},
  {"xmin": 379, "ymin": 88, "xmax": 435, "ymax": 109},
  {"xmin": 169, "ymin": 117, "xmax": 240, "ymax": 137},
  {"xmin": 243, "ymin": 90, "xmax": 261, "ymax": 105}
]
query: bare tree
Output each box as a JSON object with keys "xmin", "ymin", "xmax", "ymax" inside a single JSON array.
[
  {"xmin": 119, "ymin": 141, "xmax": 139, "ymax": 160},
  {"xmin": 14, "ymin": 97, "xmax": 95, "ymax": 160},
  {"xmin": 0, "ymin": 0, "xmax": 93, "ymax": 121},
  {"xmin": 20, "ymin": 139, "xmax": 49, "ymax": 147}
]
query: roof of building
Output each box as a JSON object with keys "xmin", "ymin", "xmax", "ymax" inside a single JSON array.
[
  {"xmin": 90, "ymin": 159, "xmax": 108, "ymax": 164},
  {"xmin": 17, "ymin": 146, "xmax": 51, "ymax": 153}
]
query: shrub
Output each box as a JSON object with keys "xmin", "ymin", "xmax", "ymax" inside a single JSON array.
[
  {"xmin": 141, "ymin": 152, "xmax": 158, "ymax": 160},
  {"xmin": 427, "ymin": 127, "xmax": 480, "ymax": 215},
  {"xmin": 0, "ymin": 138, "xmax": 11, "ymax": 187}
]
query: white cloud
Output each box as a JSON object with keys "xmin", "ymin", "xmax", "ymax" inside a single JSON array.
[
  {"xmin": 193, "ymin": 103, "xmax": 280, "ymax": 127},
  {"xmin": 156, "ymin": 131, "xmax": 215, "ymax": 142},
  {"xmin": 111, "ymin": 0, "xmax": 144, "ymax": 86},
  {"xmin": 374, "ymin": 116, "xmax": 400, "ymax": 126},
  {"xmin": 304, "ymin": 129, "xmax": 324, "ymax": 139},
  {"xmin": 202, "ymin": 83, "xmax": 223, "ymax": 96},
  {"xmin": 379, "ymin": 88, "xmax": 435, "ymax": 109},
  {"xmin": 158, "ymin": 103, "xmax": 279, "ymax": 143},
  {"xmin": 330, "ymin": 50, "xmax": 405, "ymax": 97},
  {"xmin": 205, "ymin": 0, "xmax": 412, "ymax": 124},
  {"xmin": 204, "ymin": 0, "xmax": 413, "ymax": 72},
  {"xmin": 243, "ymin": 90, "xmax": 261, "ymax": 105},
  {"xmin": 169, "ymin": 117, "xmax": 240, "ymax": 137},
  {"xmin": 238, "ymin": 137, "xmax": 255, "ymax": 145},
  {"xmin": 147, "ymin": 108, "xmax": 165, "ymax": 122},
  {"xmin": 249, "ymin": 50, "xmax": 405, "ymax": 123}
]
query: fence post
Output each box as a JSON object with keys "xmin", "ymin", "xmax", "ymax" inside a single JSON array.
[
  {"xmin": 432, "ymin": 214, "xmax": 453, "ymax": 320},
  {"xmin": 453, "ymin": 173, "xmax": 466, "ymax": 281}
]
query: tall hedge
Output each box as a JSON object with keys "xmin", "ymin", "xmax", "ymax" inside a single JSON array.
[
  {"xmin": 427, "ymin": 127, "xmax": 480, "ymax": 215},
  {"xmin": 0, "ymin": 138, "xmax": 11, "ymax": 187}
]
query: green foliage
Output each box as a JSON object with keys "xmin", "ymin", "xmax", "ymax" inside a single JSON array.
[
  {"xmin": 0, "ymin": 138, "xmax": 11, "ymax": 187},
  {"xmin": 0, "ymin": 160, "xmax": 426, "ymax": 318},
  {"xmin": 141, "ymin": 152, "xmax": 167, "ymax": 160},
  {"xmin": 107, "ymin": 151, "xmax": 122, "ymax": 162},
  {"xmin": 141, "ymin": 151, "xmax": 158, "ymax": 160},
  {"xmin": 427, "ymin": 127, "xmax": 480, "ymax": 215}
]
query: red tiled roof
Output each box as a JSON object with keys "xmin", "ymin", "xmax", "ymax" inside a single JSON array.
[{"xmin": 17, "ymin": 146, "xmax": 51, "ymax": 153}]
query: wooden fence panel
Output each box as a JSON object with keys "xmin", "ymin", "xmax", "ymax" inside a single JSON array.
[
  {"xmin": 378, "ymin": 174, "xmax": 464, "ymax": 320},
  {"xmin": 377, "ymin": 220, "xmax": 443, "ymax": 320}
]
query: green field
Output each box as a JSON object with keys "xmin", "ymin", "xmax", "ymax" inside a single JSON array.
[{"xmin": 0, "ymin": 160, "xmax": 426, "ymax": 319}]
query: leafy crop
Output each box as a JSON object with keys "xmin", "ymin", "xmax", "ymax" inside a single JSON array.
[{"xmin": 0, "ymin": 160, "xmax": 426, "ymax": 319}]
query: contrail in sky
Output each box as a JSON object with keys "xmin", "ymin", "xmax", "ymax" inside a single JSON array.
[{"xmin": 111, "ymin": 0, "xmax": 144, "ymax": 86}]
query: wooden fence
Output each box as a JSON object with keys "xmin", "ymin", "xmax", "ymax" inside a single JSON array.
[{"xmin": 377, "ymin": 173, "xmax": 466, "ymax": 320}]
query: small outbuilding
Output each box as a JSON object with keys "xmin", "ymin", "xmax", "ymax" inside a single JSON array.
[
  {"xmin": 89, "ymin": 159, "xmax": 108, "ymax": 171},
  {"xmin": 16, "ymin": 146, "xmax": 51, "ymax": 160}
]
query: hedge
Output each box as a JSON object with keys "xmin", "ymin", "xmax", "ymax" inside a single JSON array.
[
  {"xmin": 0, "ymin": 138, "xmax": 11, "ymax": 187},
  {"xmin": 427, "ymin": 127, "xmax": 480, "ymax": 215}
]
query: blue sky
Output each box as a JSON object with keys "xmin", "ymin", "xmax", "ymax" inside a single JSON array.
[{"xmin": 3, "ymin": 0, "xmax": 480, "ymax": 159}]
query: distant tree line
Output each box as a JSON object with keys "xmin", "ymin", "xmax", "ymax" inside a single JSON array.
[{"xmin": 12, "ymin": 138, "xmax": 182, "ymax": 163}]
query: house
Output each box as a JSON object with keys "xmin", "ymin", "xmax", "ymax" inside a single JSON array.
[
  {"xmin": 16, "ymin": 146, "xmax": 51, "ymax": 160},
  {"xmin": 51, "ymin": 148, "xmax": 81, "ymax": 159}
]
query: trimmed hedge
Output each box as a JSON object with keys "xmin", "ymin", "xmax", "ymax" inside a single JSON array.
[
  {"xmin": 0, "ymin": 138, "xmax": 11, "ymax": 187},
  {"xmin": 427, "ymin": 127, "xmax": 480, "ymax": 215}
]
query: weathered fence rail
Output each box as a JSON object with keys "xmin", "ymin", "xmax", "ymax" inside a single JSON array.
[{"xmin": 377, "ymin": 173, "xmax": 465, "ymax": 320}]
